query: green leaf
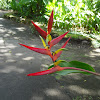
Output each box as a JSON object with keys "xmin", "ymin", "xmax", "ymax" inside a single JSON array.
[
  {"xmin": 48, "ymin": 61, "xmax": 95, "ymax": 75},
  {"xmin": 59, "ymin": 61, "xmax": 95, "ymax": 75},
  {"xmin": 55, "ymin": 70, "xmax": 82, "ymax": 75},
  {"xmin": 68, "ymin": 61, "xmax": 95, "ymax": 72},
  {"xmin": 48, "ymin": 64, "xmax": 54, "ymax": 69}
]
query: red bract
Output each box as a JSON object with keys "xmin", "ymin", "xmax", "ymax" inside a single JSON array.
[
  {"xmin": 27, "ymin": 67, "xmax": 58, "ymax": 76},
  {"xmin": 31, "ymin": 10, "xmax": 54, "ymax": 39},
  {"xmin": 53, "ymin": 37, "xmax": 71, "ymax": 61},
  {"xmin": 31, "ymin": 21, "xmax": 47, "ymax": 39},
  {"xmin": 19, "ymin": 43, "xmax": 52, "ymax": 57},
  {"xmin": 47, "ymin": 10, "xmax": 53, "ymax": 34},
  {"xmin": 61, "ymin": 37, "xmax": 71, "ymax": 48},
  {"xmin": 27, "ymin": 65, "xmax": 63, "ymax": 76},
  {"xmin": 49, "ymin": 31, "xmax": 69, "ymax": 49}
]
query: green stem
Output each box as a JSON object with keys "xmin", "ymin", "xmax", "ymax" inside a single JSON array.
[{"xmin": 63, "ymin": 67, "xmax": 100, "ymax": 76}]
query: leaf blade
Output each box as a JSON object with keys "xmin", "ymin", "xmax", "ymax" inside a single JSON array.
[
  {"xmin": 58, "ymin": 61, "xmax": 95, "ymax": 75},
  {"xmin": 48, "ymin": 61, "xmax": 97, "ymax": 75}
]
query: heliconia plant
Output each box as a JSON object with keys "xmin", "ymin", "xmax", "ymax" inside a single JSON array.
[{"xmin": 19, "ymin": 10, "xmax": 100, "ymax": 76}]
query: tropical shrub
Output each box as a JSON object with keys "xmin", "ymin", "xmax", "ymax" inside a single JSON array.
[
  {"xmin": 46, "ymin": 0, "xmax": 100, "ymax": 34},
  {"xmin": 10, "ymin": 0, "xmax": 46, "ymax": 18},
  {"xmin": 19, "ymin": 10, "xmax": 100, "ymax": 76}
]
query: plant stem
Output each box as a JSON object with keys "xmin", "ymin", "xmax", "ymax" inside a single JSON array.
[{"xmin": 63, "ymin": 67, "xmax": 100, "ymax": 76}]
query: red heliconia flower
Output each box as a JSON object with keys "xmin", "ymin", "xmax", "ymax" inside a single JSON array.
[
  {"xmin": 19, "ymin": 43, "xmax": 53, "ymax": 58},
  {"xmin": 19, "ymin": 9, "xmax": 100, "ymax": 77},
  {"xmin": 48, "ymin": 31, "xmax": 69, "ymax": 49},
  {"xmin": 53, "ymin": 37, "xmax": 71, "ymax": 61}
]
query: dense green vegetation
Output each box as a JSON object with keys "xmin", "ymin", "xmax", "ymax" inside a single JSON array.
[
  {"xmin": 10, "ymin": 0, "xmax": 46, "ymax": 18},
  {"xmin": 46, "ymin": 0, "xmax": 100, "ymax": 34},
  {"xmin": 0, "ymin": 0, "xmax": 11, "ymax": 9},
  {"xmin": 1, "ymin": 0, "xmax": 100, "ymax": 47},
  {"xmin": 45, "ymin": 0, "xmax": 100, "ymax": 47}
]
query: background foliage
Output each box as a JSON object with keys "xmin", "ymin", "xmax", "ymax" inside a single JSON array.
[
  {"xmin": 0, "ymin": 0, "xmax": 11, "ymax": 9},
  {"xmin": 1, "ymin": 0, "xmax": 100, "ymax": 47},
  {"xmin": 10, "ymin": 0, "xmax": 46, "ymax": 18},
  {"xmin": 1, "ymin": 0, "xmax": 100, "ymax": 35},
  {"xmin": 46, "ymin": 0, "xmax": 100, "ymax": 35}
]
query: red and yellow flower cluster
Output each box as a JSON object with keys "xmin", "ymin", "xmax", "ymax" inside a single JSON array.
[{"xmin": 19, "ymin": 10, "xmax": 100, "ymax": 76}]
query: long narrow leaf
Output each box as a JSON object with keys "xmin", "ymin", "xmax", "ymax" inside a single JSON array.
[
  {"xmin": 57, "ymin": 61, "xmax": 100, "ymax": 76},
  {"xmin": 49, "ymin": 31, "xmax": 69, "ymax": 49},
  {"xmin": 31, "ymin": 21, "xmax": 47, "ymax": 39},
  {"xmin": 48, "ymin": 63, "xmax": 100, "ymax": 76},
  {"xmin": 47, "ymin": 10, "xmax": 53, "ymax": 34}
]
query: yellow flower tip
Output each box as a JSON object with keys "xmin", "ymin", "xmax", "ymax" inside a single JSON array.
[
  {"xmin": 45, "ymin": 46, "xmax": 50, "ymax": 50},
  {"xmin": 46, "ymin": 34, "xmax": 52, "ymax": 43},
  {"xmin": 39, "ymin": 35, "xmax": 47, "ymax": 48},
  {"xmin": 54, "ymin": 60, "xmax": 66, "ymax": 66},
  {"xmin": 55, "ymin": 48, "xmax": 67, "ymax": 54},
  {"xmin": 52, "ymin": 51, "xmax": 56, "ymax": 56}
]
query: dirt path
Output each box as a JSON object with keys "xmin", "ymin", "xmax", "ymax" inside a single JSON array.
[{"xmin": 0, "ymin": 10, "xmax": 100, "ymax": 100}]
